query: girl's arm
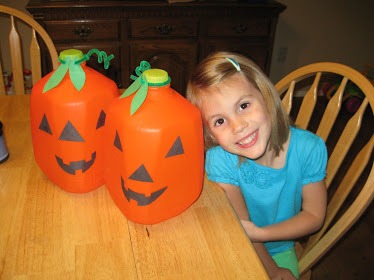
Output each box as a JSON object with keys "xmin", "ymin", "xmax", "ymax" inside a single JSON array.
[
  {"xmin": 218, "ymin": 182, "xmax": 249, "ymax": 220},
  {"xmin": 217, "ymin": 182, "xmax": 296, "ymax": 279},
  {"xmin": 242, "ymin": 180, "xmax": 327, "ymax": 242}
]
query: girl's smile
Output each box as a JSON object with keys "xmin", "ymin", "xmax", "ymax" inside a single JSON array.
[{"xmin": 236, "ymin": 129, "xmax": 258, "ymax": 148}]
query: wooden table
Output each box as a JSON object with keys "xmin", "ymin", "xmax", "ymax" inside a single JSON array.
[{"xmin": 0, "ymin": 95, "xmax": 268, "ymax": 279}]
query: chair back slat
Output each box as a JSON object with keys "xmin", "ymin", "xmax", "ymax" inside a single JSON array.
[
  {"xmin": 294, "ymin": 72, "xmax": 320, "ymax": 129},
  {"xmin": 281, "ymin": 80, "xmax": 295, "ymax": 114},
  {"xmin": 30, "ymin": 29, "xmax": 42, "ymax": 84},
  {"xmin": 326, "ymin": 98, "xmax": 368, "ymax": 187},
  {"xmin": 9, "ymin": 15, "xmax": 25, "ymax": 95},
  {"xmin": 316, "ymin": 77, "xmax": 347, "ymax": 141}
]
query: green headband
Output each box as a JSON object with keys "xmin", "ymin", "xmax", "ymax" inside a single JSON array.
[{"xmin": 225, "ymin": 57, "xmax": 241, "ymax": 71}]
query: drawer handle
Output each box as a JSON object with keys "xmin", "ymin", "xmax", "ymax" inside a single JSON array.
[
  {"xmin": 232, "ymin": 24, "xmax": 248, "ymax": 34},
  {"xmin": 154, "ymin": 24, "xmax": 173, "ymax": 35},
  {"xmin": 73, "ymin": 25, "xmax": 94, "ymax": 39}
]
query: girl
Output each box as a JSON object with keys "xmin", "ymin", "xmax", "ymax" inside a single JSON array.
[{"xmin": 186, "ymin": 51, "xmax": 327, "ymax": 279}]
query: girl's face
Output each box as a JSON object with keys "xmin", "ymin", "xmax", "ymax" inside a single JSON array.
[{"xmin": 201, "ymin": 73, "xmax": 272, "ymax": 161}]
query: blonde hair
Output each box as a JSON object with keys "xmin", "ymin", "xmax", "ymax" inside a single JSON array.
[{"xmin": 186, "ymin": 51, "xmax": 292, "ymax": 157}]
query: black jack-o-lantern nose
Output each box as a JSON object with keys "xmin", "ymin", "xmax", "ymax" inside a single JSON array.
[{"xmin": 59, "ymin": 121, "xmax": 85, "ymax": 142}]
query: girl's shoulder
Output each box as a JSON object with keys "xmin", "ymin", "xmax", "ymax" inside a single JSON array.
[
  {"xmin": 290, "ymin": 126, "xmax": 324, "ymax": 146},
  {"xmin": 205, "ymin": 146, "xmax": 240, "ymax": 185},
  {"xmin": 206, "ymin": 146, "xmax": 238, "ymax": 163},
  {"xmin": 289, "ymin": 126, "xmax": 327, "ymax": 159}
]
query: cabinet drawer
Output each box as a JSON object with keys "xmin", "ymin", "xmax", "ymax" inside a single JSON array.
[
  {"xmin": 203, "ymin": 17, "xmax": 271, "ymax": 37},
  {"xmin": 45, "ymin": 20, "xmax": 120, "ymax": 42},
  {"xmin": 129, "ymin": 18, "xmax": 198, "ymax": 38}
]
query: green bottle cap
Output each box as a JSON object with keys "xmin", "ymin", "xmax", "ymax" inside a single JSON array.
[
  {"xmin": 59, "ymin": 49, "xmax": 84, "ymax": 61},
  {"xmin": 143, "ymin": 69, "xmax": 170, "ymax": 86}
]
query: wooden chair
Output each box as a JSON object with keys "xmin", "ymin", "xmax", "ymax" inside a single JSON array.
[
  {"xmin": 0, "ymin": 5, "xmax": 58, "ymax": 95},
  {"xmin": 275, "ymin": 62, "xmax": 374, "ymax": 279}
]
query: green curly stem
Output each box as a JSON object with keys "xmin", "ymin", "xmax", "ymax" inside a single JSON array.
[{"xmin": 85, "ymin": 49, "xmax": 114, "ymax": 70}]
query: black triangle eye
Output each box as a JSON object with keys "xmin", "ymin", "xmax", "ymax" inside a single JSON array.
[
  {"xmin": 166, "ymin": 136, "xmax": 184, "ymax": 158},
  {"xmin": 59, "ymin": 121, "xmax": 85, "ymax": 142},
  {"xmin": 39, "ymin": 114, "xmax": 52, "ymax": 135},
  {"xmin": 114, "ymin": 130, "xmax": 122, "ymax": 151},
  {"xmin": 96, "ymin": 110, "xmax": 106, "ymax": 129}
]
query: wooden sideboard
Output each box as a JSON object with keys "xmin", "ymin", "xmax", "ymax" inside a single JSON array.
[{"xmin": 26, "ymin": 0, "xmax": 286, "ymax": 96}]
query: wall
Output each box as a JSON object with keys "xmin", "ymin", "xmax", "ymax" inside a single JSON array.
[
  {"xmin": 270, "ymin": 0, "xmax": 374, "ymax": 83},
  {"xmin": 0, "ymin": 0, "xmax": 31, "ymax": 73}
]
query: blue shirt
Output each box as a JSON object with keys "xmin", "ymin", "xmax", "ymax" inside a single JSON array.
[{"xmin": 205, "ymin": 127, "xmax": 327, "ymax": 256}]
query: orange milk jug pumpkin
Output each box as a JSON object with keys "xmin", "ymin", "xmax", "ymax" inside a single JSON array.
[
  {"xmin": 30, "ymin": 49, "xmax": 119, "ymax": 193},
  {"xmin": 104, "ymin": 61, "xmax": 204, "ymax": 224}
]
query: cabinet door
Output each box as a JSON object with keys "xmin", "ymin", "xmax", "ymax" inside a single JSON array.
[{"xmin": 129, "ymin": 41, "xmax": 197, "ymax": 96}]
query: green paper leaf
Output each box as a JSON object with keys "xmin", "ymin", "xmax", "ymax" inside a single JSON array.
[
  {"xmin": 43, "ymin": 62, "xmax": 69, "ymax": 93},
  {"xmin": 121, "ymin": 77, "xmax": 142, "ymax": 98},
  {"xmin": 130, "ymin": 83, "xmax": 148, "ymax": 115},
  {"xmin": 69, "ymin": 63, "xmax": 86, "ymax": 91},
  {"xmin": 120, "ymin": 61, "xmax": 152, "ymax": 115}
]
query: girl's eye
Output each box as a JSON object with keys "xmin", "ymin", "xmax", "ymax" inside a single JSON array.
[
  {"xmin": 239, "ymin": 102, "xmax": 250, "ymax": 111},
  {"xmin": 214, "ymin": 118, "xmax": 225, "ymax": 127}
]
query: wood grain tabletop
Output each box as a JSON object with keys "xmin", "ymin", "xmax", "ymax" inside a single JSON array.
[{"xmin": 0, "ymin": 94, "xmax": 268, "ymax": 279}]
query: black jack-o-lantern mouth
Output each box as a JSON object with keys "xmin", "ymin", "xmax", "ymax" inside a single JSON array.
[
  {"xmin": 56, "ymin": 151, "xmax": 96, "ymax": 175},
  {"xmin": 114, "ymin": 134, "xmax": 183, "ymax": 206},
  {"xmin": 120, "ymin": 176, "xmax": 167, "ymax": 206}
]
